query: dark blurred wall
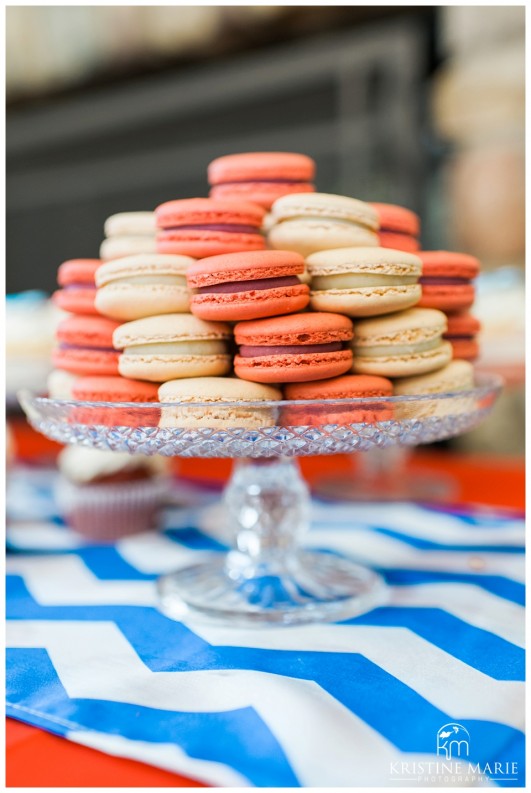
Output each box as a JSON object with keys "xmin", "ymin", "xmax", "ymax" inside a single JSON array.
[{"xmin": 7, "ymin": 13, "xmax": 434, "ymax": 294}]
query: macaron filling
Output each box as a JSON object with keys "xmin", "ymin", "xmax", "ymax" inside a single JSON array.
[
  {"xmin": 312, "ymin": 273, "xmax": 419, "ymax": 290},
  {"xmin": 164, "ymin": 224, "xmax": 261, "ymax": 234},
  {"xmin": 64, "ymin": 284, "xmax": 97, "ymax": 290},
  {"xmin": 239, "ymin": 341, "xmax": 343, "ymax": 357},
  {"xmin": 123, "ymin": 340, "xmax": 227, "ymax": 356},
  {"xmin": 277, "ymin": 216, "xmax": 372, "ymax": 229},
  {"xmin": 420, "ymin": 277, "xmax": 471, "ymax": 286},
  {"xmin": 59, "ymin": 342, "xmax": 115, "ymax": 352},
  {"xmin": 216, "ymin": 179, "xmax": 309, "ymax": 186},
  {"xmin": 198, "ymin": 276, "xmax": 301, "ymax": 294},
  {"xmin": 107, "ymin": 274, "xmax": 187, "ymax": 286},
  {"xmin": 353, "ymin": 337, "xmax": 442, "ymax": 357}
]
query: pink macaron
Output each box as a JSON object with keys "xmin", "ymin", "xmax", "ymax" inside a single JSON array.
[
  {"xmin": 208, "ymin": 152, "xmax": 316, "ymax": 209},
  {"xmin": 444, "ymin": 312, "xmax": 481, "ymax": 361},
  {"xmin": 234, "ymin": 312, "xmax": 354, "ymax": 384},
  {"xmin": 155, "ymin": 198, "xmax": 265, "ymax": 257},
  {"xmin": 418, "ymin": 251, "xmax": 480, "ymax": 313},
  {"xmin": 371, "ymin": 203, "xmax": 420, "ymax": 253},
  {"xmin": 53, "ymin": 315, "xmax": 120, "ymax": 376},
  {"xmin": 187, "ymin": 250, "xmax": 310, "ymax": 321},
  {"xmin": 53, "ymin": 259, "xmax": 101, "ymax": 315}
]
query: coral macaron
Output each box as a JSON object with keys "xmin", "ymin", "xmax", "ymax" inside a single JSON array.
[
  {"xmin": 284, "ymin": 374, "xmax": 394, "ymax": 426},
  {"xmin": 53, "ymin": 315, "xmax": 120, "ymax": 376},
  {"xmin": 187, "ymin": 250, "xmax": 310, "ymax": 321},
  {"xmin": 53, "ymin": 259, "xmax": 101, "ymax": 315},
  {"xmin": 234, "ymin": 312, "xmax": 354, "ymax": 384},
  {"xmin": 71, "ymin": 375, "xmax": 160, "ymax": 428},
  {"xmin": 418, "ymin": 251, "xmax": 480, "ymax": 312},
  {"xmin": 371, "ymin": 203, "xmax": 421, "ymax": 253},
  {"xmin": 155, "ymin": 198, "xmax": 265, "ymax": 257},
  {"xmin": 208, "ymin": 152, "xmax": 315, "ymax": 209}
]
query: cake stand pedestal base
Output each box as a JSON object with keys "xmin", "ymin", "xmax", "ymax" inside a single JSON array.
[{"xmin": 158, "ymin": 456, "xmax": 386, "ymax": 626}]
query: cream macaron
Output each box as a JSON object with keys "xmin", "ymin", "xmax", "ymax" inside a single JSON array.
[
  {"xmin": 267, "ymin": 193, "xmax": 379, "ymax": 257},
  {"xmin": 95, "ymin": 254, "xmax": 194, "ymax": 321},
  {"xmin": 392, "ymin": 359, "xmax": 475, "ymax": 419},
  {"xmin": 158, "ymin": 377, "xmax": 281, "ymax": 429},
  {"xmin": 307, "ymin": 247, "xmax": 422, "ymax": 316},
  {"xmin": 351, "ymin": 307, "xmax": 452, "ymax": 377},
  {"xmin": 100, "ymin": 212, "xmax": 157, "ymax": 261},
  {"xmin": 113, "ymin": 314, "xmax": 232, "ymax": 383}
]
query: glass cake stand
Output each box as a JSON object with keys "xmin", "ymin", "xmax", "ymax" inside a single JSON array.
[{"xmin": 19, "ymin": 373, "xmax": 501, "ymax": 626}]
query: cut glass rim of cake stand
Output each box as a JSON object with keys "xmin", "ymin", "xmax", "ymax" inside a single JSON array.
[{"xmin": 17, "ymin": 372, "xmax": 503, "ymax": 462}]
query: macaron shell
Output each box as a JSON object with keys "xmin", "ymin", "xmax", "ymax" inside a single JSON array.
[
  {"xmin": 190, "ymin": 284, "xmax": 310, "ymax": 322},
  {"xmin": 309, "ymin": 284, "xmax": 421, "ymax": 317},
  {"xmin": 235, "ymin": 311, "xmax": 353, "ymax": 346},
  {"xmin": 155, "ymin": 198, "xmax": 264, "ymax": 229},
  {"xmin": 95, "ymin": 283, "xmax": 190, "ymax": 321},
  {"xmin": 208, "ymin": 152, "xmax": 316, "ymax": 183},
  {"xmin": 53, "ymin": 287, "xmax": 98, "ymax": 316},
  {"xmin": 187, "ymin": 250, "xmax": 304, "ymax": 288},
  {"xmin": 447, "ymin": 338, "xmax": 479, "ymax": 361},
  {"xmin": 56, "ymin": 315, "xmax": 120, "ymax": 348},
  {"xmin": 234, "ymin": 349, "xmax": 353, "ymax": 383},
  {"xmin": 57, "ymin": 259, "xmax": 101, "ymax": 286},
  {"xmin": 158, "ymin": 376, "xmax": 282, "ymax": 429},
  {"xmin": 378, "ymin": 231, "xmax": 420, "ymax": 253},
  {"xmin": 104, "ymin": 212, "xmax": 156, "ymax": 237},
  {"xmin": 73, "ymin": 375, "xmax": 159, "ymax": 402},
  {"xmin": 118, "ymin": 353, "xmax": 231, "ymax": 383},
  {"xmin": 210, "ymin": 181, "xmax": 314, "ymax": 209},
  {"xmin": 100, "ymin": 236, "xmax": 157, "ymax": 261},
  {"xmin": 418, "ymin": 284, "xmax": 475, "ymax": 312},
  {"xmin": 418, "ymin": 251, "xmax": 480, "ymax": 279},
  {"xmin": 283, "ymin": 373, "xmax": 393, "ymax": 425},
  {"xmin": 371, "ymin": 204, "xmax": 420, "ymax": 236},
  {"xmin": 352, "ymin": 307, "xmax": 447, "ymax": 346},
  {"xmin": 445, "ymin": 312, "xmax": 481, "ymax": 336},
  {"xmin": 96, "ymin": 254, "xmax": 194, "ymax": 286},
  {"xmin": 271, "ymin": 193, "xmax": 379, "ymax": 230},
  {"xmin": 52, "ymin": 347, "xmax": 120, "ymax": 376},
  {"xmin": 72, "ymin": 375, "xmax": 160, "ymax": 427},
  {"xmin": 352, "ymin": 340, "xmax": 452, "ymax": 378},
  {"xmin": 157, "ymin": 229, "xmax": 265, "ymax": 257},
  {"xmin": 113, "ymin": 313, "xmax": 231, "ymax": 350},
  {"xmin": 268, "ymin": 219, "xmax": 378, "ymax": 257},
  {"xmin": 393, "ymin": 359, "xmax": 474, "ymax": 395}
]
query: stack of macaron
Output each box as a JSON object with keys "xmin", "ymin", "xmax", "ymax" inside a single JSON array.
[
  {"xmin": 417, "ymin": 250, "xmax": 481, "ymax": 362},
  {"xmin": 50, "ymin": 256, "xmax": 119, "ymax": 398},
  {"xmin": 47, "ymin": 150, "xmax": 483, "ymax": 431}
]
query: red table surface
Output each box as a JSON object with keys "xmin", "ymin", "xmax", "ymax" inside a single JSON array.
[{"xmin": 6, "ymin": 419, "xmax": 525, "ymax": 788}]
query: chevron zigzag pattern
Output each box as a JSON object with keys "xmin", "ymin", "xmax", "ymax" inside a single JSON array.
[{"xmin": 6, "ymin": 467, "xmax": 526, "ymax": 787}]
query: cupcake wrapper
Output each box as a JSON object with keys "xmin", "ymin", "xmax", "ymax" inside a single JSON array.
[{"xmin": 55, "ymin": 476, "xmax": 169, "ymax": 542}]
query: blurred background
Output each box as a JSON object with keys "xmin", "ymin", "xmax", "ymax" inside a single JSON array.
[{"xmin": 6, "ymin": 5, "xmax": 525, "ymax": 453}]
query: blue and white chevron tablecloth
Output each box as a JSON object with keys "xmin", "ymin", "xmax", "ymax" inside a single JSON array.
[{"xmin": 6, "ymin": 466, "xmax": 525, "ymax": 787}]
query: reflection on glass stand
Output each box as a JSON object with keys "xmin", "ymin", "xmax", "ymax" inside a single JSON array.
[
  {"xmin": 314, "ymin": 445, "xmax": 458, "ymax": 504},
  {"xmin": 19, "ymin": 373, "xmax": 501, "ymax": 627}
]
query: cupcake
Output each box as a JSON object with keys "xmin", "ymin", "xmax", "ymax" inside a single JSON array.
[{"xmin": 55, "ymin": 446, "xmax": 169, "ymax": 542}]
